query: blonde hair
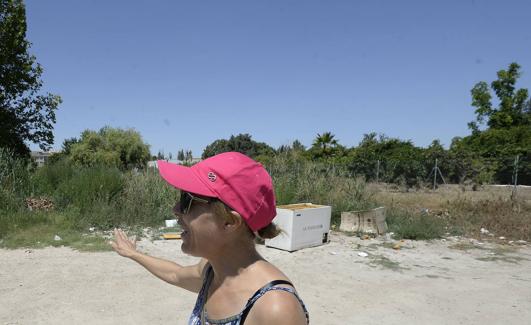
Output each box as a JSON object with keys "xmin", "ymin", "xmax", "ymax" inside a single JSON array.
[{"xmin": 211, "ymin": 201, "xmax": 281, "ymax": 239}]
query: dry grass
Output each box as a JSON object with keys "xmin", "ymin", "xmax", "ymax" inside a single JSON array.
[{"xmin": 375, "ymin": 184, "xmax": 531, "ymax": 241}]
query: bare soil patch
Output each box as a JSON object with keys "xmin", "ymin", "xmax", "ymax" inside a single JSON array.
[{"xmin": 1, "ymin": 232, "xmax": 530, "ymax": 324}]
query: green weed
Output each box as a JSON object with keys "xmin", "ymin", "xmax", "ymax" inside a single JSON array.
[{"xmin": 386, "ymin": 208, "xmax": 446, "ymax": 240}]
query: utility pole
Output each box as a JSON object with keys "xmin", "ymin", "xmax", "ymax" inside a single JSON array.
[{"xmin": 429, "ymin": 158, "xmax": 446, "ymax": 190}]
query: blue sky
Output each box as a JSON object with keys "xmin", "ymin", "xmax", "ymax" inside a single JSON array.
[{"xmin": 25, "ymin": 1, "xmax": 531, "ymax": 157}]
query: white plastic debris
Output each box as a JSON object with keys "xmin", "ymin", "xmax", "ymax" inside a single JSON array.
[
  {"xmin": 54, "ymin": 235, "xmax": 62, "ymax": 241},
  {"xmin": 480, "ymin": 228, "xmax": 489, "ymax": 234},
  {"xmin": 89, "ymin": 227, "xmax": 95, "ymax": 232},
  {"xmin": 165, "ymin": 219, "xmax": 177, "ymax": 227},
  {"xmin": 357, "ymin": 252, "xmax": 369, "ymax": 257},
  {"xmin": 499, "ymin": 236, "xmax": 506, "ymax": 240},
  {"xmin": 329, "ymin": 251, "xmax": 338, "ymax": 255}
]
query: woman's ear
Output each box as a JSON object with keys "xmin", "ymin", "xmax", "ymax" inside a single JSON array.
[{"xmin": 224, "ymin": 210, "xmax": 245, "ymax": 232}]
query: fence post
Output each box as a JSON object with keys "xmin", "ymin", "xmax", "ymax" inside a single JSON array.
[
  {"xmin": 376, "ymin": 159, "xmax": 380, "ymax": 183},
  {"xmin": 433, "ymin": 158, "xmax": 438, "ymax": 190},
  {"xmin": 512, "ymin": 155, "xmax": 519, "ymax": 200}
]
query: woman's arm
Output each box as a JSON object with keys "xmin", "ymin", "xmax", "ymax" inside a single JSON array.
[{"xmin": 110, "ymin": 228, "xmax": 207, "ymax": 293}]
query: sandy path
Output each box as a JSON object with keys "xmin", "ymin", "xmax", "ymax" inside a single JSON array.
[{"xmin": 1, "ymin": 232, "xmax": 530, "ymax": 324}]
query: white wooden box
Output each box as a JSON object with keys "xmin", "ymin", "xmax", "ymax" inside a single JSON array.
[{"xmin": 265, "ymin": 203, "xmax": 331, "ymax": 251}]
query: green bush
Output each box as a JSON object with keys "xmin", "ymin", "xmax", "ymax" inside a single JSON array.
[
  {"xmin": 386, "ymin": 208, "xmax": 446, "ymax": 240},
  {"xmin": 54, "ymin": 166, "xmax": 124, "ymax": 211},
  {"xmin": 31, "ymin": 158, "xmax": 75, "ymax": 195},
  {"xmin": 0, "ymin": 148, "xmax": 32, "ymax": 238},
  {"xmin": 118, "ymin": 169, "xmax": 177, "ymax": 227},
  {"xmin": 0, "ymin": 148, "xmax": 31, "ymax": 199}
]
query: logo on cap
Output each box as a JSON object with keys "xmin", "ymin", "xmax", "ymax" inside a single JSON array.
[{"xmin": 207, "ymin": 172, "xmax": 217, "ymax": 182}]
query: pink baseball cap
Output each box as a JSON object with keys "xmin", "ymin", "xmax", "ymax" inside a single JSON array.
[{"xmin": 157, "ymin": 152, "xmax": 276, "ymax": 231}]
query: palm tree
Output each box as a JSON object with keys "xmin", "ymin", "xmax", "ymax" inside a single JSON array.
[{"xmin": 313, "ymin": 132, "xmax": 338, "ymax": 152}]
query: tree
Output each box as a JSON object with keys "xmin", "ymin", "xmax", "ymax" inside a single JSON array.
[
  {"xmin": 68, "ymin": 126, "xmax": 151, "ymax": 169},
  {"xmin": 202, "ymin": 139, "xmax": 230, "ymax": 159},
  {"xmin": 46, "ymin": 137, "xmax": 79, "ymax": 164},
  {"xmin": 277, "ymin": 140, "xmax": 306, "ymax": 155},
  {"xmin": 469, "ymin": 62, "xmax": 530, "ymax": 131},
  {"xmin": 62, "ymin": 137, "xmax": 79, "ymax": 156},
  {"xmin": 450, "ymin": 127, "xmax": 531, "ymax": 185},
  {"xmin": 312, "ymin": 132, "xmax": 338, "ymax": 152},
  {"xmin": 0, "ymin": 0, "xmax": 61, "ymax": 157},
  {"xmin": 348, "ymin": 133, "xmax": 426, "ymax": 188},
  {"xmin": 447, "ymin": 136, "xmax": 497, "ymax": 185},
  {"xmin": 177, "ymin": 149, "xmax": 185, "ymax": 161},
  {"xmin": 459, "ymin": 63, "xmax": 531, "ymax": 185},
  {"xmin": 310, "ymin": 132, "xmax": 344, "ymax": 159},
  {"xmin": 185, "ymin": 150, "xmax": 192, "ymax": 162},
  {"xmin": 292, "ymin": 140, "xmax": 306, "ymax": 152},
  {"xmin": 202, "ymin": 134, "xmax": 274, "ymax": 159},
  {"xmin": 347, "ymin": 133, "xmax": 381, "ymax": 180}
]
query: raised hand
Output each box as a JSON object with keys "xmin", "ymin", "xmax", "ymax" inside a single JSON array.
[{"xmin": 109, "ymin": 228, "xmax": 138, "ymax": 258}]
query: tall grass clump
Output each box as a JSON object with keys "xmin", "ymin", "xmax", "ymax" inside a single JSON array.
[
  {"xmin": 446, "ymin": 196, "xmax": 531, "ymax": 241},
  {"xmin": 266, "ymin": 152, "xmax": 377, "ymax": 224},
  {"xmin": 0, "ymin": 148, "xmax": 31, "ymax": 199},
  {"xmin": 54, "ymin": 166, "xmax": 124, "ymax": 210},
  {"xmin": 118, "ymin": 169, "xmax": 177, "ymax": 227},
  {"xmin": 31, "ymin": 158, "xmax": 75, "ymax": 195},
  {"xmin": 29, "ymin": 160, "xmax": 178, "ymax": 229},
  {"xmin": 385, "ymin": 207, "xmax": 447, "ymax": 240},
  {"xmin": 0, "ymin": 149, "xmax": 31, "ymax": 238},
  {"xmin": 0, "ymin": 148, "xmax": 183, "ymax": 249}
]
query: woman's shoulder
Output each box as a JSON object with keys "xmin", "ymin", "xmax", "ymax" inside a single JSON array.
[
  {"xmin": 243, "ymin": 261, "xmax": 308, "ymax": 324},
  {"xmin": 245, "ymin": 283, "xmax": 308, "ymax": 325}
]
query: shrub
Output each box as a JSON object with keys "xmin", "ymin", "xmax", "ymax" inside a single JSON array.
[
  {"xmin": 118, "ymin": 169, "xmax": 177, "ymax": 227},
  {"xmin": 0, "ymin": 148, "xmax": 31, "ymax": 199},
  {"xmin": 31, "ymin": 158, "xmax": 75, "ymax": 196},
  {"xmin": 386, "ymin": 208, "xmax": 446, "ymax": 240},
  {"xmin": 54, "ymin": 166, "xmax": 124, "ymax": 212}
]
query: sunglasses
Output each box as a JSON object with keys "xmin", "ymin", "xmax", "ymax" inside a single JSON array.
[{"xmin": 179, "ymin": 192, "xmax": 214, "ymax": 215}]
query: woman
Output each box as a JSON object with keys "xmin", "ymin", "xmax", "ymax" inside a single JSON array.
[{"xmin": 110, "ymin": 152, "xmax": 309, "ymax": 324}]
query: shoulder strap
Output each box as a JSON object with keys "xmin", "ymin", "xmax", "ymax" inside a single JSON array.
[
  {"xmin": 200, "ymin": 264, "xmax": 214, "ymax": 325},
  {"xmin": 240, "ymin": 280, "xmax": 293, "ymax": 324}
]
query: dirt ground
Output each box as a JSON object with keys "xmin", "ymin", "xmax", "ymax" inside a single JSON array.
[{"xmin": 1, "ymin": 231, "xmax": 530, "ymax": 325}]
